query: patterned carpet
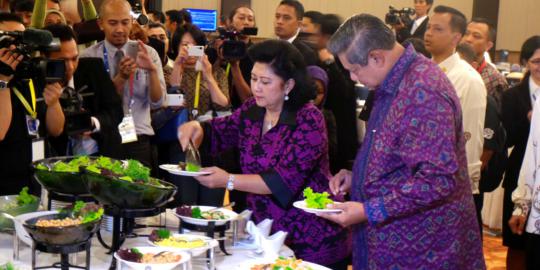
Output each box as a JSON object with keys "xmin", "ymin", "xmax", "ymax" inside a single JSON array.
[
  {"xmin": 483, "ymin": 231, "xmax": 507, "ymax": 270},
  {"xmin": 345, "ymin": 231, "xmax": 507, "ymax": 270}
]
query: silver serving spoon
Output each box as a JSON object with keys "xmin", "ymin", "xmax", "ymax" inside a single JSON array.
[
  {"xmin": 207, "ymin": 202, "xmax": 235, "ymax": 213},
  {"xmin": 185, "ymin": 140, "xmax": 201, "ymax": 170}
]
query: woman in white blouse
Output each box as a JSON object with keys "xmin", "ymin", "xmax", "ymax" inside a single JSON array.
[{"xmin": 509, "ymin": 35, "xmax": 540, "ymax": 270}]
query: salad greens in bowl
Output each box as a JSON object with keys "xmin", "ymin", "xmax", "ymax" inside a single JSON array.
[
  {"xmin": 22, "ymin": 201, "xmax": 103, "ymax": 245},
  {"xmin": 82, "ymin": 158, "xmax": 177, "ymax": 209},
  {"xmin": 32, "ymin": 156, "xmax": 97, "ymax": 195},
  {"xmin": 0, "ymin": 187, "xmax": 39, "ymax": 231}
]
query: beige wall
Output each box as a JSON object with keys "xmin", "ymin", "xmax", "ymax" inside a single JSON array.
[
  {"xmin": 162, "ymin": 0, "xmax": 472, "ymax": 38},
  {"xmin": 497, "ymin": 0, "xmax": 540, "ymax": 51}
]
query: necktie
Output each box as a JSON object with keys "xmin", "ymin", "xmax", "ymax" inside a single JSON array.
[{"xmin": 113, "ymin": 49, "xmax": 124, "ymax": 76}]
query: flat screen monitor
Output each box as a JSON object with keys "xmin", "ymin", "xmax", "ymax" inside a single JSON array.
[{"xmin": 187, "ymin": 9, "xmax": 217, "ymax": 32}]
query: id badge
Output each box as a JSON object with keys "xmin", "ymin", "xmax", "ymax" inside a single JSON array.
[
  {"xmin": 31, "ymin": 138, "xmax": 45, "ymax": 162},
  {"xmin": 25, "ymin": 115, "xmax": 40, "ymax": 136},
  {"xmin": 118, "ymin": 114, "xmax": 138, "ymax": 144}
]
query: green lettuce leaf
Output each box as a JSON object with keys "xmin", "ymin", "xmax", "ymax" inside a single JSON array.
[
  {"xmin": 16, "ymin": 187, "xmax": 37, "ymax": 206},
  {"xmin": 303, "ymin": 187, "xmax": 333, "ymax": 209}
]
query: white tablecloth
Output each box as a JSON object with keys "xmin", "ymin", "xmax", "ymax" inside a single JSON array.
[{"xmin": 0, "ymin": 210, "xmax": 295, "ymax": 270}]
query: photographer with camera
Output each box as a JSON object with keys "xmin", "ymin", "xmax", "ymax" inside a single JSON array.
[
  {"xmin": 222, "ymin": 5, "xmax": 255, "ymax": 109},
  {"xmin": 167, "ymin": 23, "xmax": 229, "ymax": 206},
  {"xmin": 0, "ymin": 13, "xmax": 64, "ymax": 195},
  {"xmin": 391, "ymin": 0, "xmax": 433, "ymax": 44},
  {"xmin": 44, "ymin": 23, "xmax": 123, "ymax": 158},
  {"xmin": 80, "ymin": 0, "xmax": 166, "ymax": 169},
  {"xmin": 169, "ymin": 24, "xmax": 229, "ymax": 119}
]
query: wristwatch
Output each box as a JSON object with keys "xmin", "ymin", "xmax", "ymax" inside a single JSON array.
[
  {"xmin": 0, "ymin": 80, "xmax": 9, "ymax": 90},
  {"xmin": 226, "ymin": 174, "xmax": 235, "ymax": 191}
]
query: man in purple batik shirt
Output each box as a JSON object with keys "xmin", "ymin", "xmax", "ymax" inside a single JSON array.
[
  {"xmin": 178, "ymin": 40, "xmax": 351, "ymax": 269},
  {"xmin": 318, "ymin": 14, "xmax": 485, "ymax": 269}
]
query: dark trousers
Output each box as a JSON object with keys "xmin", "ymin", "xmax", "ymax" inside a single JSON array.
[
  {"xmin": 525, "ymin": 232, "xmax": 540, "ymax": 270},
  {"xmin": 473, "ymin": 193, "xmax": 484, "ymax": 237}
]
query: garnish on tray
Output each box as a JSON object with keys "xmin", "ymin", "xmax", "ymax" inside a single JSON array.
[
  {"xmin": 117, "ymin": 248, "xmax": 181, "ymax": 263},
  {"xmin": 0, "ymin": 262, "xmax": 16, "ymax": 270},
  {"xmin": 149, "ymin": 229, "xmax": 206, "ymax": 249},
  {"xmin": 149, "ymin": 229, "xmax": 172, "ymax": 242},
  {"xmin": 176, "ymin": 205, "xmax": 229, "ymax": 220},
  {"xmin": 303, "ymin": 187, "xmax": 334, "ymax": 209},
  {"xmin": 177, "ymin": 161, "xmax": 200, "ymax": 172},
  {"xmin": 251, "ymin": 256, "xmax": 313, "ymax": 270},
  {"xmin": 0, "ymin": 187, "xmax": 38, "ymax": 212}
]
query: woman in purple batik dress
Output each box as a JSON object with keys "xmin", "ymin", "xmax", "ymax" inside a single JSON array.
[{"xmin": 177, "ymin": 40, "xmax": 351, "ymax": 269}]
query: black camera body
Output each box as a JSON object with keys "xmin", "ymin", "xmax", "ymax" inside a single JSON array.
[
  {"xmin": 128, "ymin": 0, "xmax": 149, "ymax": 25},
  {"xmin": 217, "ymin": 27, "xmax": 258, "ymax": 60},
  {"xmin": 0, "ymin": 29, "xmax": 64, "ymax": 85},
  {"xmin": 60, "ymin": 85, "xmax": 94, "ymax": 136},
  {"xmin": 385, "ymin": 6, "xmax": 415, "ymax": 26}
]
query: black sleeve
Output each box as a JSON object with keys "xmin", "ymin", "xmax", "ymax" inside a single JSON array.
[
  {"xmin": 483, "ymin": 96, "xmax": 499, "ymax": 151},
  {"xmin": 260, "ymin": 169, "xmax": 294, "ymax": 208}
]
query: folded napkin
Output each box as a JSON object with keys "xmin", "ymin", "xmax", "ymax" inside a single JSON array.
[{"xmin": 245, "ymin": 219, "xmax": 288, "ymax": 259}]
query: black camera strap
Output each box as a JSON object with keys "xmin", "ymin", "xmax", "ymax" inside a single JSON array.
[{"xmin": 12, "ymin": 79, "xmax": 37, "ymax": 119}]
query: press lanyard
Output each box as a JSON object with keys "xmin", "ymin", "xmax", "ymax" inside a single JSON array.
[
  {"xmin": 13, "ymin": 79, "xmax": 37, "ymax": 119},
  {"xmin": 103, "ymin": 44, "xmax": 110, "ymax": 73},
  {"xmin": 193, "ymin": 71, "xmax": 201, "ymax": 110},
  {"xmin": 225, "ymin": 63, "xmax": 231, "ymax": 78}
]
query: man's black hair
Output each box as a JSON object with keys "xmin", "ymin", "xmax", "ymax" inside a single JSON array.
[
  {"xmin": 278, "ymin": 0, "xmax": 304, "ymax": 20},
  {"xmin": 0, "ymin": 12, "xmax": 24, "ymax": 24}
]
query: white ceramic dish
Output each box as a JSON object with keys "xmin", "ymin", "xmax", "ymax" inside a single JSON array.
[
  {"xmin": 14, "ymin": 210, "xmax": 57, "ymax": 246},
  {"xmin": 292, "ymin": 200, "xmax": 343, "ymax": 214},
  {"xmin": 159, "ymin": 164, "xmax": 211, "ymax": 177},
  {"xmin": 114, "ymin": 246, "xmax": 190, "ymax": 270},
  {"xmin": 148, "ymin": 233, "xmax": 218, "ymax": 257},
  {"xmin": 235, "ymin": 258, "xmax": 332, "ymax": 270},
  {"xmin": 174, "ymin": 206, "xmax": 238, "ymax": 226}
]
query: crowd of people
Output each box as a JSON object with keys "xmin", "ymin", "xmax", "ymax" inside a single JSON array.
[{"xmin": 0, "ymin": 0, "xmax": 539, "ymax": 269}]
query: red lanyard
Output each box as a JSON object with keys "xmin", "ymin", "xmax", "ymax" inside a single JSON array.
[{"xmin": 476, "ymin": 59, "xmax": 488, "ymax": 74}]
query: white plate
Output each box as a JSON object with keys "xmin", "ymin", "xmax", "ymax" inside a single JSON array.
[
  {"xmin": 235, "ymin": 258, "xmax": 332, "ymax": 270},
  {"xmin": 15, "ymin": 210, "xmax": 57, "ymax": 247},
  {"xmin": 174, "ymin": 205, "xmax": 238, "ymax": 226},
  {"xmin": 293, "ymin": 200, "xmax": 343, "ymax": 214},
  {"xmin": 159, "ymin": 164, "xmax": 211, "ymax": 176},
  {"xmin": 147, "ymin": 233, "xmax": 218, "ymax": 257},
  {"xmin": 114, "ymin": 246, "xmax": 190, "ymax": 270}
]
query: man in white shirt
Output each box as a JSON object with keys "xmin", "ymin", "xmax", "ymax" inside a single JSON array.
[
  {"xmin": 425, "ymin": 5, "xmax": 487, "ymax": 231},
  {"xmin": 273, "ymin": 0, "xmax": 317, "ymax": 65},
  {"xmin": 395, "ymin": 0, "xmax": 433, "ymax": 43},
  {"xmin": 81, "ymin": 0, "xmax": 166, "ymax": 168}
]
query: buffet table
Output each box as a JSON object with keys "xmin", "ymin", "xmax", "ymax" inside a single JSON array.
[{"xmin": 0, "ymin": 210, "xmax": 294, "ymax": 270}]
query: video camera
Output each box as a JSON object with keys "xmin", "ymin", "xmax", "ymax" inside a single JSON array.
[
  {"xmin": 215, "ymin": 26, "xmax": 258, "ymax": 60},
  {"xmin": 60, "ymin": 85, "xmax": 95, "ymax": 135},
  {"xmin": 0, "ymin": 29, "xmax": 65, "ymax": 85},
  {"xmin": 385, "ymin": 6, "xmax": 415, "ymax": 26},
  {"xmin": 128, "ymin": 0, "xmax": 149, "ymax": 25}
]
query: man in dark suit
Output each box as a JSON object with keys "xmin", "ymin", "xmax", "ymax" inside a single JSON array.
[
  {"xmin": 44, "ymin": 24, "xmax": 123, "ymax": 158},
  {"xmin": 501, "ymin": 72, "xmax": 534, "ymax": 269},
  {"xmin": 274, "ymin": 0, "xmax": 318, "ymax": 65},
  {"xmin": 395, "ymin": 0, "xmax": 433, "ymax": 43}
]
